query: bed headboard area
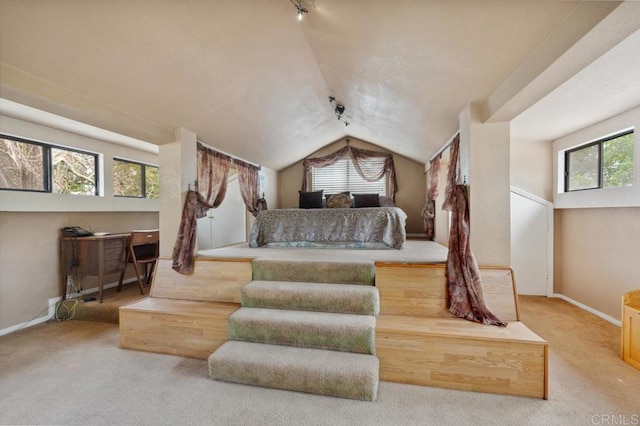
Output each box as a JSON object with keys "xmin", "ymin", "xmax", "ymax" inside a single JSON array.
[{"xmin": 298, "ymin": 190, "xmax": 395, "ymax": 210}]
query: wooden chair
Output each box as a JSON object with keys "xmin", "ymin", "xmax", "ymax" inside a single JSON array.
[{"xmin": 117, "ymin": 230, "xmax": 160, "ymax": 294}]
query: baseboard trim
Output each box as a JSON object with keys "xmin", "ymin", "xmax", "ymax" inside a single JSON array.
[
  {"xmin": 66, "ymin": 277, "xmax": 138, "ymax": 299},
  {"xmin": 0, "ymin": 277, "xmax": 139, "ymax": 336},
  {"xmin": 0, "ymin": 297, "xmax": 61, "ymax": 337},
  {"xmin": 552, "ymin": 293, "xmax": 621, "ymax": 327}
]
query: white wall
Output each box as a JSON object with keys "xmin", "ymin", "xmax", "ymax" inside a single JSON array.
[
  {"xmin": 462, "ymin": 103, "xmax": 511, "ymax": 266},
  {"xmin": 511, "ymin": 139, "xmax": 553, "ymax": 202}
]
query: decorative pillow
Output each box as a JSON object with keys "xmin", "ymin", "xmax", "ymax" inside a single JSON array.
[
  {"xmin": 353, "ymin": 193, "xmax": 380, "ymax": 208},
  {"xmin": 299, "ymin": 190, "xmax": 323, "ymax": 209},
  {"xmin": 326, "ymin": 193, "xmax": 352, "ymax": 208},
  {"xmin": 379, "ymin": 195, "xmax": 395, "ymax": 207},
  {"xmin": 325, "ymin": 191, "xmax": 350, "ymax": 203}
]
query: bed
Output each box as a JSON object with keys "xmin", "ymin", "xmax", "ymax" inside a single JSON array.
[{"xmin": 248, "ymin": 206, "xmax": 407, "ymax": 249}]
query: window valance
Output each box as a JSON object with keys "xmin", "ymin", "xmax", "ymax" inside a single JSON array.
[{"xmin": 301, "ymin": 144, "xmax": 398, "ymax": 201}]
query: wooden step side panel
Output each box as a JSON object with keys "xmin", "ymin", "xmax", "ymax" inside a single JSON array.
[
  {"xmin": 150, "ymin": 258, "xmax": 252, "ymax": 303},
  {"xmin": 376, "ymin": 320, "xmax": 548, "ymax": 399},
  {"xmin": 375, "ymin": 264, "xmax": 519, "ymax": 322},
  {"xmin": 119, "ymin": 299, "xmax": 238, "ymax": 360}
]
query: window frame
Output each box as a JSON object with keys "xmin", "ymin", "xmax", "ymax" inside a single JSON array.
[
  {"xmin": 0, "ymin": 133, "xmax": 99, "ymax": 195},
  {"xmin": 311, "ymin": 157, "xmax": 389, "ymax": 196},
  {"xmin": 113, "ymin": 157, "xmax": 159, "ymax": 199},
  {"xmin": 564, "ymin": 130, "xmax": 634, "ymax": 192}
]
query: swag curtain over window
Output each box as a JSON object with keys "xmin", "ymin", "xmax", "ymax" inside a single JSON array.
[
  {"xmin": 172, "ymin": 144, "xmax": 231, "ymax": 274},
  {"xmin": 442, "ymin": 135, "xmax": 506, "ymax": 327},
  {"xmin": 302, "ymin": 144, "xmax": 398, "ymax": 201}
]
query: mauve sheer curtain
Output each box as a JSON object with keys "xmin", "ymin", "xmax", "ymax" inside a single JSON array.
[
  {"xmin": 172, "ymin": 143, "xmax": 231, "ymax": 274},
  {"xmin": 301, "ymin": 143, "xmax": 398, "ymax": 201},
  {"xmin": 234, "ymin": 159, "xmax": 262, "ymax": 217},
  {"xmin": 442, "ymin": 135, "xmax": 506, "ymax": 327},
  {"xmin": 422, "ymin": 155, "xmax": 441, "ymax": 240}
]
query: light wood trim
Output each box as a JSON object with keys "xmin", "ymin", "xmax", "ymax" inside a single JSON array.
[
  {"xmin": 121, "ymin": 297, "xmax": 239, "ymax": 317},
  {"xmin": 150, "ymin": 259, "xmax": 252, "ymax": 303},
  {"xmin": 374, "ymin": 262, "xmax": 445, "ymax": 268},
  {"xmin": 622, "ymin": 298, "xmax": 640, "ymax": 371},
  {"xmin": 478, "ymin": 268, "xmax": 519, "ymax": 322},
  {"xmin": 194, "ymin": 257, "xmax": 255, "ymax": 263},
  {"xmin": 376, "ymin": 315, "xmax": 546, "ymax": 344},
  {"xmin": 544, "ymin": 344, "xmax": 549, "ymax": 399}
]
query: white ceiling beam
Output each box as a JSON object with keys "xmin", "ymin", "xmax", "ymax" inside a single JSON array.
[
  {"xmin": 483, "ymin": 1, "xmax": 639, "ymax": 123},
  {"xmin": 0, "ymin": 63, "xmax": 174, "ymax": 146}
]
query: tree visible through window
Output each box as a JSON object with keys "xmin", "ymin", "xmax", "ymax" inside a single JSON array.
[
  {"xmin": 113, "ymin": 158, "xmax": 159, "ymax": 199},
  {"xmin": 565, "ymin": 130, "xmax": 634, "ymax": 192},
  {"xmin": 0, "ymin": 135, "xmax": 97, "ymax": 194}
]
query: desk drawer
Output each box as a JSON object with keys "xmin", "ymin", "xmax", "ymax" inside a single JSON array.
[
  {"xmin": 104, "ymin": 239, "xmax": 125, "ymax": 250},
  {"xmin": 104, "ymin": 246, "xmax": 125, "ymax": 261}
]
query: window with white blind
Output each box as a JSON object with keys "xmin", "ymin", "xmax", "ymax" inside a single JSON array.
[{"xmin": 312, "ymin": 158, "xmax": 388, "ymax": 195}]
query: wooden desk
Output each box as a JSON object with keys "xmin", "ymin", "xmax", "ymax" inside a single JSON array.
[{"xmin": 60, "ymin": 234, "xmax": 129, "ymax": 303}]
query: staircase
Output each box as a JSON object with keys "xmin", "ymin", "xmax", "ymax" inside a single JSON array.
[{"xmin": 208, "ymin": 260, "xmax": 380, "ymax": 401}]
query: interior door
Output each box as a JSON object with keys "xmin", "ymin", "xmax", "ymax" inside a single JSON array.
[
  {"xmin": 197, "ymin": 175, "xmax": 246, "ymax": 250},
  {"xmin": 510, "ymin": 190, "xmax": 550, "ymax": 296}
]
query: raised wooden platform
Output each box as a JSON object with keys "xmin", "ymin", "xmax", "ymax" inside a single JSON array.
[
  {"xmin": 119, "ymin": 256, "xmax": 548, "ymax": 399},
  {"xmin": 119, "ymin": 298, "xmax": 237, "ymax": 359},
  {"xmin": 374, "ymin": 263, "xmax": 547, "ymax": 399},
  {"xmin": 119, "ymin": 258, "xmax": 248, "ymax": 358}
]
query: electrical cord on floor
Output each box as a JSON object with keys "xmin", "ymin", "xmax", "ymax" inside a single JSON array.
[{"xmin": 54, "ymin": 299, "xmax": 79, "ymax": 321}]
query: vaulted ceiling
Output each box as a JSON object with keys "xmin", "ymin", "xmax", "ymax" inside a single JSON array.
[{"xmin": 1, "ymin": 1, "xmax": 639, "ymax": 170}]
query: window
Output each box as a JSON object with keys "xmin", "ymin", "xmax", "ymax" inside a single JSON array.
[
  {"xmin": 0, "ymin": 134, "xmax": 97, "ymax": 195},
  {"xmin": 113, "ymin": 158, "xmax": 159, "ymax": 199},
  {"xmin": 565, "ymin": 130, "xmax": 634, "ymax": 192},
  {"xmin": 312, "ymin": 158, "xmax": 387, "ymax": 195}
]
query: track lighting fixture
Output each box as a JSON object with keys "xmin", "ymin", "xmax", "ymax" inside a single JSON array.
[
  {"xmin": 329, "ymin": 96, "xmax": 350, "ymax": 127},
  {"xmin": 290, "ymin": 0, "xmax": 308, "ymax": 21}
]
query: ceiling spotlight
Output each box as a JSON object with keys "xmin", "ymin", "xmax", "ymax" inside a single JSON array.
[{"xmin": 290, "ymin": 0, "xmax": 308, "ymax": 21}]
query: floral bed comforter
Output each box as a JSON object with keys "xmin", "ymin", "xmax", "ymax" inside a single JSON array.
[{"xmin": 248, "ymin": 207, "xmax": 407, "ymax": 249}]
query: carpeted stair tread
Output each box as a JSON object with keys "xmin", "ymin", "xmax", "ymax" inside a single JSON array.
[
  {"xmin": 252, "ymin": 259, "xmax": 375, "ymax": 285},
  {"xmin": 241, "ymin": 280, "xmax": 380, "ymax": 315},
  {"xmin": 228, "ymin": 307, "xmax": 376, "ymax": 354},
  {"xmin": 208, "ymin": 341, "xmax": 379, "ymax": 401}
]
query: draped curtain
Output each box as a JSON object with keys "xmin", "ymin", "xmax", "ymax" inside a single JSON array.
[
  {"xmin": 234, "ymin": 159, "xmax": 262, "ymax": 217},
  {"xmin": 442, "ymin": 135, "xmax": 506, "ymax": 327},
  {"xmin": 422, "ymin": 156, "xmax": 441, "ymax": 240},
  {"xmin": 172, "ymin": 143, "xmax": 231, "ymax": 274},
  {"xmin": 302, "ymin": 144, "xmax": 399, "ymax": 201}
]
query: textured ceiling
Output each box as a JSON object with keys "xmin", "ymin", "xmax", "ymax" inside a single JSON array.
[{"xmin": 0, "ymin": 0, "xmax": 637, "ymax": 170}]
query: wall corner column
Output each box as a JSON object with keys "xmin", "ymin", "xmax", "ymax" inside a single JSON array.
[
  {"xmin": 460, "ymin": 103, "xmax": 511, "ymax": 266},
  {"xmin": 159, "ymin": 127, "xmax": 197, "ymax": 258}
]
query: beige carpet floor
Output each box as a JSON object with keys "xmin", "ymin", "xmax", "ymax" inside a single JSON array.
[{"xmin": 1, "ymin": 296, "xmax": 639, "ymax": 426}]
